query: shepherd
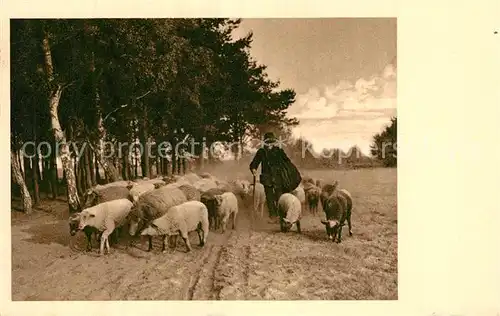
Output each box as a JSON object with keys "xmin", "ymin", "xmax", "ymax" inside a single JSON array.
[{"xmin": 249, "ymin": 132, "xmax": 302, "ymax": 224}]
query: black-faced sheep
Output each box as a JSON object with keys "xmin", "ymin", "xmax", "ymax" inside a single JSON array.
[
  {"xmin": 277, "ymin": 193, "xmax": 302, "ymax": 233},
  {"xmin": 320, "ymin": 186, "xmax": 353, "ymax": 243},
  {"xmin": 214, "ymin": 192, "xmax": 239, "ymax": 233},
  {"xmin": 77, "ymin": 198, "xmax": 133, "ymax": 255},
  {"xmin": 200, "ymin": 187, "xmax": 226, "ymax": 231},
  {"xmin": 140, "ymin": 200, "xmax": 209, "ymax": 253}
]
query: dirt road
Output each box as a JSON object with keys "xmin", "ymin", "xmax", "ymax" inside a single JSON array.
[{"xmin": 12, "ymin": 168, "xmax": 398, "ymax": 300}]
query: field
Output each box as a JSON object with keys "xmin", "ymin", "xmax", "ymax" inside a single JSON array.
[{"xmin": 11, "ymin": 167, "xmax": 397, "ymax": 300}]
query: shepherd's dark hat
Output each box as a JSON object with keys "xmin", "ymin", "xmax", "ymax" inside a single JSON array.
[{"xmin": 263, "ymin": 132, "xmax": 276, "ymax": 141}]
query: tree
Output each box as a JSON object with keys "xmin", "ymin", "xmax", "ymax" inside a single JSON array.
[{"xmin": 370, "ymin": 117, "xmax": 397, "ymax": 167}]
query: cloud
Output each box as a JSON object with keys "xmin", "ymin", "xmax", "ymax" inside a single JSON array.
[{"xmin": 289, "ymin": 63, "xmax": 397, "ymax": 154}]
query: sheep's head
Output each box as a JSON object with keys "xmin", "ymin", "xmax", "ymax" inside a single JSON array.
[
  {"xmin": 154, "ymin": 182, "xmax": 165, "ymax": 189},
  {"xmin": 128, "ymin": 207, "xmax": 141, "ymax": 236},
  {"xmin": 77, "ymin": 211, "xmax": 95, "ymax": 231},
  {"xmin": 281, "ymin": 218, "xmax": 293, "ymax": 232},
  {"xmin": 68, "ymin": 213, "xmax": 81, "ymax": 236},
  {"xmin": 320, "ymin": 219, "xmax": 340, "ymax": 240},
  {"xmin": 126, "ymin": 183, "xmax": 134, "ymax": 190},
  {"xmin": 214, "ymin": 195, "xmax": 224, "ymax": 207}
]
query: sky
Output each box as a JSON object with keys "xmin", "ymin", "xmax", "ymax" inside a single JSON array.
[{"xmin": 232, "ymin": 18, "xmax": 397, "ymax": 155}]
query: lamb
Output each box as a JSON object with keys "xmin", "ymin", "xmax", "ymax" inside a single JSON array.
[
  {"xmin": 248, "ymin": 182, "xmax": 266, "ymax": 218},
  {"xmin": 192, "ymin": 178, "xmax": 218, "ymax": 193},
  {"xmin": 77, "ymin": 199, "xmax": 134, "ymax": 255},
  {"xmin": 127, "ymin": 182, "xmax": 156, "ymax": 203},
  {"xmin": 200, "ymin": 188, "xmax": 227, "ymax": 231},
  {"xmin": 320, "ymin": 185, "xmax": 353, "ymax": 243},
  {"xmin": 277, "ymin": 193, "xmax": 302, "ymax": 233},
  {"xmin": 304, "ymin": 185, "xmax": 321, "ymax": 215},
  {"xmin": 140, "ymin": 200, "xmax": 209, "ymax": 253},
  {"xmin": 214, "ymin": 192, "xmax": 239, "ymax": 233},
  {"xmin": 128, "ymin": 186, "xmax": 188, "ymax": 251},
  {"xmin": 82, "ymin": 185, "xmax": 131, "ymax": 209},
  {"xmin": 178, "ymin": 184, "xmax": 201, "ymax": 201}
]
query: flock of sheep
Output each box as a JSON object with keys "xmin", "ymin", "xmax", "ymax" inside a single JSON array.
[{"xmin": 68, "ymin": 171, "xmax": 354, "ymax": 256}]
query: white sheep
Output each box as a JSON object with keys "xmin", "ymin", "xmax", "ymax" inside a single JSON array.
[
  {"xmin": 214, "ymin": 192, "xmax": 239, "ymax": 233},
  {"xmin": 234, "ymin": 179, "xmax": 251, "ymax": 195},
  {"xmin": 291, "ymin": 184, "xmax": 306, "ymax": 213},
  {"xmin": 277, "ymin": 193, "xmax": 302, "ymax": 233},
  {"xmin": 77, "ymin": 198, "xmax": 133, "ymax": 255},
  {"xmin": 140, "ymin": 200, "xmax": 209, "ymax": 253},
  {"xmin": 128, "ymin": 186, "xmax": 188, "ymax": 251},
  {"xmin": 248, "ymin": 182, "xmax": 266, "ymax": 218},
  {"xmin": 193, "ymin": 178, "xmax": 218, "ymax": 193},
  {"xmin": 128, "ymin": 182, "xmax": 156, "ymax": 203}
]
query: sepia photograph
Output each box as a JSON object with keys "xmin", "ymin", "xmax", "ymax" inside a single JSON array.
[{"xmin": 10, "ymin": 18, "xmax": 397, "ymax": 301}]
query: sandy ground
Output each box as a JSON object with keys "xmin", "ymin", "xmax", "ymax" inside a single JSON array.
[{"xmin": 11, "ymin": 168, "xmax": 397, "ymax": 300}]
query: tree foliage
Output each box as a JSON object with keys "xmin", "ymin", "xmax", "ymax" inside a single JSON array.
[
  {"xmin": 370, "ymin": 117, "xmax": 397, "ymax": 167},
  {"xmin": 10, "ymin": 18, "xmax": 299, "ymax": 212}
]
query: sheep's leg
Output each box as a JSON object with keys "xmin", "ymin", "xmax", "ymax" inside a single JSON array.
[
  {"xmin": 336, "ymin": 225, "xmax": 343, "ymax": 243},
  {"xmin": 347, "ymin": 210, "xmax": 353, "ymax": 236},
  {"xmin": 179, "ymin": 230, "xmax": 192, "ymax": 252},
  {"xmin": 84, "ymin": 230, "xmax": 92, "ymax": 251},
  {"xmin": 260, "ymin": 202, "xmax": 264, "ymax": 218},
  {"xmin": 232, "ymin": 212, "xmax": 237, "ymax": 230},
  {"xmin": 161, "ymin": 235, "xmax": 167, "ymax": 253},
  {"xmin": 296, "ymin": 220, "xmax": 301, "ymax": 234},
  {"xmin": 171, "ymin": 235, "xmax": 178, "ymax": 252},
  {"xmin": 105, "ymin": 236, "xmax": 111, "ymax": 254},
  {"xmin": 147, "ymin": 236, "xmax": 153, "ymax": 252},
  {"xmin": 196, "ymin": 223, "xmax": 204, "ymax": 246},
  {"xmin": 99, "ymin": 234, "xmax": 107, "ymax": 255},
  {"xmin": 221, "ymin": 214, "xmax": 229, "ymax": 234}
]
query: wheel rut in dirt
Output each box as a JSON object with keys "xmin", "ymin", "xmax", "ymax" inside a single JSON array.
[{"xmin": 185, "ymin": 205, "xmax": 255, "ymax": 300}]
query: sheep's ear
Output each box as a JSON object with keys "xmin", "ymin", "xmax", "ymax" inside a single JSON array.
[{"xmin": 320, "ymin": 220, "xmax": 328, "ymax": 225}]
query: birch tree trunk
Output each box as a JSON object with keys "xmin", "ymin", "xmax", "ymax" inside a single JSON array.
[
  {"xmin": 11, "ymin": 151, "xmax": 33, "ymax": 214},
  {"xmin": 89, "ymin": 47, "xmax": 120, "ymax": 182},
  {"xmin": 42, "ymin": 30, "xmax": 81, "ymax": 213}
]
